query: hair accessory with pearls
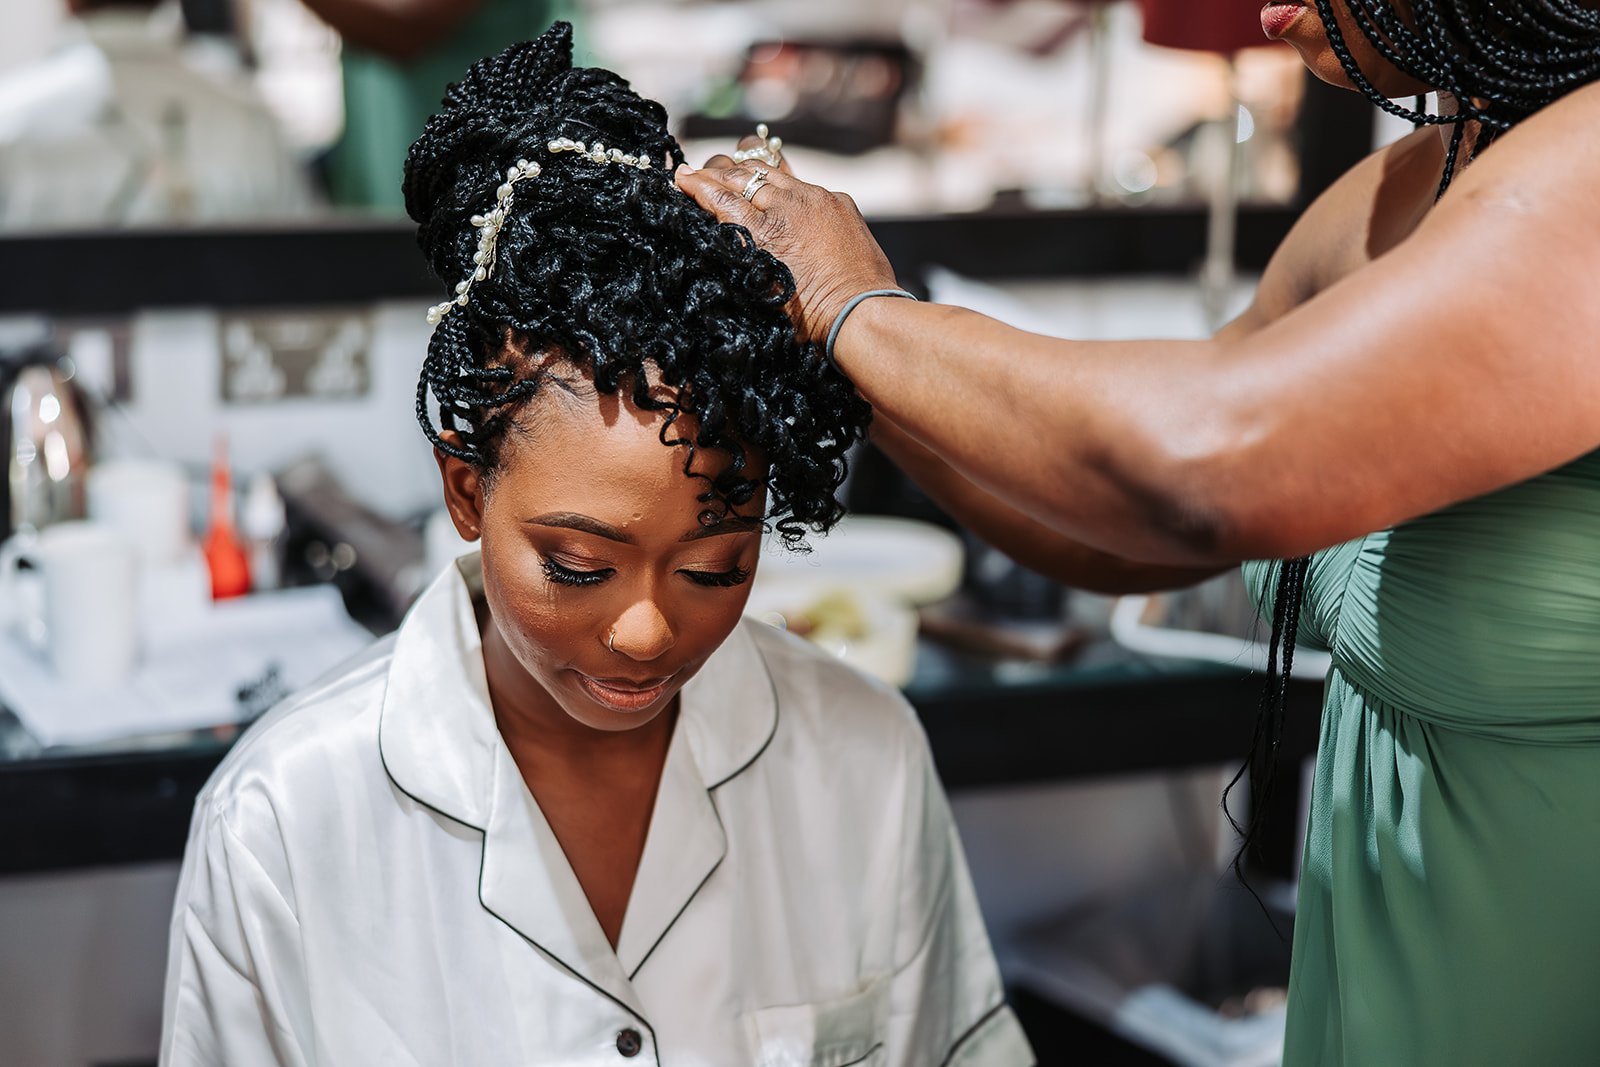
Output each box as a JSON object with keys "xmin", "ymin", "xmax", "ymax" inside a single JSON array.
[
  {"xmin": 731, "ymin": 123, "xmax": 784, "ymax": 168},
  {"xmin": 425, "ymin": 138, "xmax": 656, "ymax": 326}
]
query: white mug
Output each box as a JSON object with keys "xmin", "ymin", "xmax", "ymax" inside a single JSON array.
[
  {"xmin": 0, "ymin": 521, "xmax": 139, "ymax": 687},
  {"xmin": 87, "ymin": 458, "xmax": 192, "ymax": 568}
]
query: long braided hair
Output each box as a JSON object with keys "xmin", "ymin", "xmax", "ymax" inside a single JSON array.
[
  {"xmin": 1223, "ymin": 0, "xmax": 1600, "ymax": 879},
  {"xmin": 403, "ymin": 24, "xmax": 870, "ymax": 545}
]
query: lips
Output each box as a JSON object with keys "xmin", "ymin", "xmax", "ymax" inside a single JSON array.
[
  {"xmin": 575, "ymin": 671, "xmax": 675, "ymax": 713},
  {"xmin": 1261, "ymin": 2, "xmax": 1305, "ymax": 39}
]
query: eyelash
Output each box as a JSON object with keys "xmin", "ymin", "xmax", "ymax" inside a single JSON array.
[
  {"xmin": 538, "ymin": 559, "xmax": 751, "ymax": 589},
  {"xmin": 540, "ymin": 558, "xmax": 613, "ymax": 587},
  {"xmin": 685, "ymin": 565, "xmax": 751, "ymax": 589}
]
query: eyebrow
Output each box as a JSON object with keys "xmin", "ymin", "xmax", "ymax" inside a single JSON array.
[
  {"xmin": 680, "ymin": 514, "xmax": 763, "ymax": 542},
  {"xmin": 525, "ymin": 512, "xmax": 762, "ymax": 544}
]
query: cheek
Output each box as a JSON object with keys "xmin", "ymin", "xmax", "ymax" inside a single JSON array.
[
  {"xmin": 480, "ymin": 537, "xmax": 592, "ymax": 670},
  {"xmin": 675, "ymin": 585, "xmax": 754, "ymax": 652}
]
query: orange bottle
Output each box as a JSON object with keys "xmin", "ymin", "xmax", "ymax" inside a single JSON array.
[{"xmin": 203, "ymin": 435, "xmax": 251, "ymax": 599}]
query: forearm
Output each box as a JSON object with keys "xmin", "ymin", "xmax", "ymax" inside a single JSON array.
[
  {"xmin": 301, "ymin": 0, "xmax": 479, "ymax": 61},
  {"xmin": 839, "ymin": 299, "xmax": 1243, "ymax": 565},
  {"xmin": 872, "ymin": 419, "xmax": 1224, "ymax": 593}
]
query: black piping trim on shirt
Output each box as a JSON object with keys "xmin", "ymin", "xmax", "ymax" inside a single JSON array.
[
  {"xmin": 379, "ymin": 701, "xmax": 664, "ymax": 1066},
  {"xmin": 707, "ymin": 637, "xmax": 782, "ymax": 791},
  {"xmin": 477, "ymin": 848, "xmax": 663, "ymax": 1067},
  {"xmin": 939, "ymin": 1000, "xmax": 1011, "ymax": 1067},
  {"xmin": 377, "ymin": 717, "xmax": 477, "ymax": 831},
  {"xmin": 627, "ymin": 640, "xmax": 781, "ymax": 980},
  {"xmin": 626, "ymin": 844, "xmax": 724, "ymax": 982},
  {"xmin": 839, "ymin": 1041, "xmax": 886, "ymax": 1066}
]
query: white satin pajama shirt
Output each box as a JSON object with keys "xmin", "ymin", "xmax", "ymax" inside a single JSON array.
[{"xmin": 160, "ymin": 556, "xmax": 1033, "ymax": 1067}]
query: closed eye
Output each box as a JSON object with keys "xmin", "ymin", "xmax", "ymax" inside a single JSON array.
[
  {"xmin": 540, "ymin": 557, "xmax": 614, "ymax": 587},
  {"xmin": 682, "ymin": 565, "xmax": 751, "ymax": 589}
]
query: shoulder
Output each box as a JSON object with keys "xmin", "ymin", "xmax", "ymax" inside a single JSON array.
[
  {"xmin": 198, "ymin": 634, "xmax": 396, "ymax": 828},
  {"xmin": 743, "ymin": 618, "xmax": 929, "ymax": 762},
  {"xmin": 1241, "ymin": 126, "xmax": 1443, "ymax": 331},
  {"xmin": 1441, "ymin": 81, "xmax": 1600, "ymax": 220}
]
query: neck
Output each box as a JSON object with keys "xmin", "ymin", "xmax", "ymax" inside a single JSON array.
[{"xmin": 1432, "ymin": 92, "xmax": 1485, "ymax": 174}]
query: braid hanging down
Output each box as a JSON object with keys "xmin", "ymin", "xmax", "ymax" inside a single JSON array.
[
  {"xmin": 403, "ymin": 23, "xmax": 870, "ymax": 546},
  {"xmin": 1223, "ymin": 0, "xmax": 1600, "ymax": 882}
]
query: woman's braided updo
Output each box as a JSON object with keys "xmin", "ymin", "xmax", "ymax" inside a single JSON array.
[{"xmin": 403, "ymin": 23, "xmax": 870, "ymax": 545}]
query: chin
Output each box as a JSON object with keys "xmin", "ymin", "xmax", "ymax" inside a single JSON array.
[{"xmin": 1281, "ymin": 8, "xmax": 1434, "ymax": 98}]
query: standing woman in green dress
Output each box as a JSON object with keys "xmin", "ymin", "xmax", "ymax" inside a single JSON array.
[
  {"xmin": 679, "ymin": 2, "xmax": 1600, "ymax": 1062},
  {"xmin": 299, "ymin": 0, "xmax": 575, "ymax": 211}
]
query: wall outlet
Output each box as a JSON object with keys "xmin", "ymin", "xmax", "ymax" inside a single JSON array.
[{"xmin": 219, "ymin": 309, "xmax": 372, "ymax": 404}]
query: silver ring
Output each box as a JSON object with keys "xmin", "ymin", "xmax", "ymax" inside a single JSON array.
[
  {"xmin": 608, "ymin": 630, "xmax": 616, "ymax": 653},
  {"xmin": 732, "ymin": 123, "xmax": 784, "ymax": 168},
  {"xmin": 741, "ymin": 168, "xmax": 770, "ymax": 202}
]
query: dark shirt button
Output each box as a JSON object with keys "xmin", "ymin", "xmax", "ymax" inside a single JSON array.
[{"xmin": 615, "ymin": 1028, "xmax": 643, "ymax": 1058}]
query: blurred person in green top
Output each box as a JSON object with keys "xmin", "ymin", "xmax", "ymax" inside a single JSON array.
[{"xmin": 301, "ymin": 0, "xmax": 574, "ymax": 211}]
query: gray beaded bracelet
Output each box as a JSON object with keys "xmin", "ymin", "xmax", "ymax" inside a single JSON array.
[{"xmin": 824, "ymin": 288, "xmax": 918, "ymax": 372}]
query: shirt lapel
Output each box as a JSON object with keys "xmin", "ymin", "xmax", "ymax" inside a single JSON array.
[
  {"xmin": 378, "ymin": 554, "xmax": 498, "ymax": 830},
  {"xmin": 614, "ymin": 619, "xmax": 779, "ymax": 979},
  {"xmin": 479, "ymin": 739, "xmax": 646, "ymax": 1017}
]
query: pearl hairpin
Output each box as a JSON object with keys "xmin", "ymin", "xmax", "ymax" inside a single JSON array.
[
  {"xmin": 545, "ymin": 137, "xmax": 654, "ymax": 171},
  {"xmin": 425, "ymin": 139, "xmax": 656, "ymax": 327}
]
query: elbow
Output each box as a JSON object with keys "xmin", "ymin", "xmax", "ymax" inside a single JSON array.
[
  {"xmin": 1130, "ymin": 476, "xmax": 1239, "ymax": 564},
  {"xmin": 1108, "ymin": 405, "xmax": 1264, "ymax": 565}
]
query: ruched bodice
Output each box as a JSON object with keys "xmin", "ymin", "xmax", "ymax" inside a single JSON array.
[{"xmin": 1244, "ymin": 451, "xmax": 1600, "ymax": 1064}]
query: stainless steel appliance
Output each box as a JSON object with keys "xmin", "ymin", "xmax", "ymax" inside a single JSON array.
[{"xmin": 1, "ymin": 345, "xmax": 94, "ymax": 540}]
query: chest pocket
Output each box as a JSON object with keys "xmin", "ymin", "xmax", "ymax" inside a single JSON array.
[{"xmin": 743, "ymin": 980, "xmax": 888, "ymax": 1067}]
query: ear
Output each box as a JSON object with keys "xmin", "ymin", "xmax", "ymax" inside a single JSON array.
[{"xmin": 435, "ymin": 432, "xmax": 485, "ymax": 542}]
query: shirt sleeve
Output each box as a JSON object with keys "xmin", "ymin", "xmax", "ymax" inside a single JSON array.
[
  {"xmin": 160, "ymin": 798, "xmax": 312, "ymax": 1067},
  {"xmin": 882, "ymin": 725, "xmax": 1036, "ymax": 1067}
]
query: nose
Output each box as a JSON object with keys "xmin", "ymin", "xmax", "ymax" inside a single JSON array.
[{"xmin": 608, "ymin": 596, "xmax": 676, "ymax": 663}]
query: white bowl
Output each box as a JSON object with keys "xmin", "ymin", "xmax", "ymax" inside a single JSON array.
[{"xmin": 756, "ymin": 515, "xmax": 964, "ymax": 606}]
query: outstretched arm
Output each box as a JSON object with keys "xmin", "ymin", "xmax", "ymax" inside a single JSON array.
[{"xmin": 678, "ymin": 85, "xmax": 1600, "ymax": 565}]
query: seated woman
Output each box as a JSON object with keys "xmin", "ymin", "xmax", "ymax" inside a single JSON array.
[{"xmin": 159, "ymin": 24, "xmax": 1031, "ymax": 1067}]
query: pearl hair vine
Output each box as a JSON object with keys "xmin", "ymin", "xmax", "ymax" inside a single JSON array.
[{"xmin": 425, "ymin": 137, "xmax": 658, "ymax": 327}]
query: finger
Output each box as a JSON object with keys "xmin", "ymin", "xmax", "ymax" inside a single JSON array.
[
  {"xmin": 703, "ymin": 166, "xmax": 795, "ymax": 214},
  {"xmin": 719, "ymin": 164, "xmax": 795, "ymax": 212},
  {"xmin": 700, "ymin": 159, "xmax": 801, "ymax": 198},
  {"xmin": 675, "ymin": 165, "xmax": 768, "ymax": 228},
  {"xmin": 700, "ymin": 152, "xmax": 736, "ymax": 169}
]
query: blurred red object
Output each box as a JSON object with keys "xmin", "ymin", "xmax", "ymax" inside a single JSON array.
[
  {"xmin": 204, "ymin": 435, "xmax": 251, "ymax": 600},
  {"xmin": 1140, "ymin": 0, "xmax": 1277, "ymax": 54}
]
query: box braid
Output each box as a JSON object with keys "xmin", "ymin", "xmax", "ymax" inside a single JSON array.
[
  {"xmin": 404, "ymin": 24, "xmax": 870, "ymax": 546},
  {"xmin": 1224, "ymin": 0, "xmax": 1600, "ymax": 882}
]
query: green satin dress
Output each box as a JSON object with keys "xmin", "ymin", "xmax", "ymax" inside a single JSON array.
[{"xmin": 1244, "ymin": 450, "xmax": 1600, "ymax": 1065}]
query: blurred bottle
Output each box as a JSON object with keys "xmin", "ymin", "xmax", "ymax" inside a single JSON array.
[
  {"xmin": 241, "ymin": 471, "xmax": 286, "ymax": 592},
  {"xmin": 203, "ymin": 435, "xmax": 250, "ymax": 600}
]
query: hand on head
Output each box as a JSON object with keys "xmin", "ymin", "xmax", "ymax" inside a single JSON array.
[{"xmin": 675, "ymin": 143, "xmax": 901, "ymax": 345}]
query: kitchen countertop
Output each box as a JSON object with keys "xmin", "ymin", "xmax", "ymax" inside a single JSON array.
[{"xmin": 0, "ymin": 636, "xmax": 1321, "ymax": 878}]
